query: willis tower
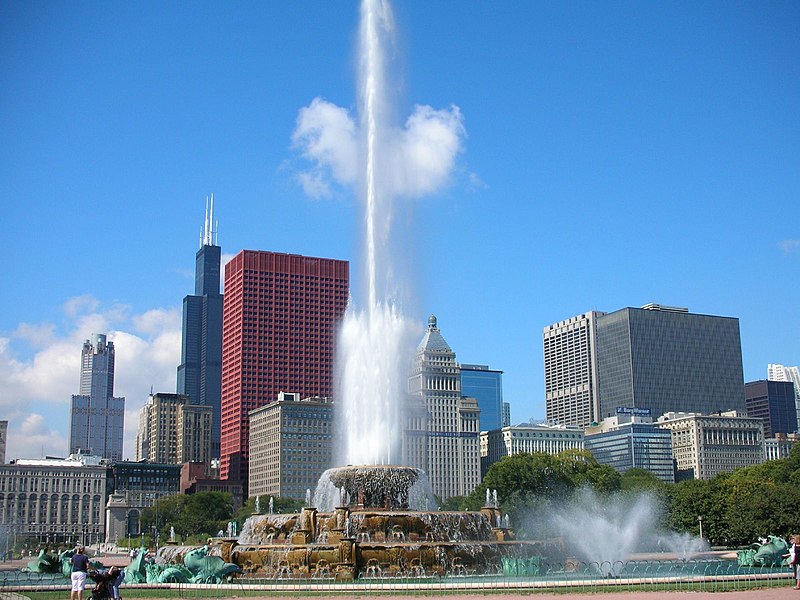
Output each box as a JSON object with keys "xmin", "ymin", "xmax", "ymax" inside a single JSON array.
[{"xmin": 177, "ymin": 195, "xmax": 223, "ymax": 458}]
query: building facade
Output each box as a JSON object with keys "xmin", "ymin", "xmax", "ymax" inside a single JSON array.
[
  {"xmin": 768, "ymin": 364, "xmax": 800, "ymax": 431},
  {"xmin": 501, "ymin": 402, "xmax": 511, "ymax": 428},
  {"xmin": 0, "ymin": 454, "xmax": 108, "ymax": 548},
  {"xmin": 104, "ymin": 461, "xmax": 182, "ymax": 545},
  {"xmin": 408, "ymin": 316, "xmax": 481, "ymax": 500},
  {"xmin": 248, "ymin": 393, "xmax": 334, "ymax": 501},
  {"xmin": 180, "ymin": 462, "xmax": 244, "ymax": 511},
  {"xmin": 745, "ymin": 380, "xmax": 798, "ymax": 438},
  {"xmin": 764, "ymin": 433, "xmax": 799, "ymax": 462},
  {"xmin": 69, "ymin": 334, "xmax": 125, "ymax": 461},
  {"xmin": 135, "ymin": 393, "xmax": 213, "ymax": 466},
  {"xmin": 177, "ymin": 198, "xmax": 223, "ymax": 459},
  {"xmin": 0, "ymin": 420, "xmax": 6, "ymax": 464},
  {"xmin": 480, "ymin": 422, "xmax": 584, "ymax": 476},
  {"xmin": 460, "ymin": 364, "xmax": 504, "ymax": 432},
  {"xmin": 584, "ymin": 410, "xmax": 675, "ymax": 483},
  {"xmin": 220, "ymin": 250, "xmax": 348, "ymax": 494},
  {"xmin": 595, "ymin": 305, "xmax": 746, "ymax": 420},
  {"xmin": 543, "ymin": 311, "xmax": 604, "ymax": 427},
  {"xmin": 656, "ymin": 411, "xmax": 764, "ymax": 481}
]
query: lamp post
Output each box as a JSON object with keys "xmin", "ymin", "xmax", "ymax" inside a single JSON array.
[{"xmin": 698, "ymin": 516, "xmax": 704, "ymax": 540}]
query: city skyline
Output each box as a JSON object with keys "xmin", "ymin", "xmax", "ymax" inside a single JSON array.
[{"xmin": 2, "ymin": 2, "xmax": 798, "ymax": 460}]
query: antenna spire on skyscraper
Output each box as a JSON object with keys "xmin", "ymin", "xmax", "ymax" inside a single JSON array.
[{"xmin": 201, "ymin": 193, "xmax": 217, "ymax": 248}]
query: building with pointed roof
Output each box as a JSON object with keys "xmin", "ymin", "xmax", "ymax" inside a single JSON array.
[{"xmin": 408, "ymin": 316, "xmax": 481, "ymax": 500}]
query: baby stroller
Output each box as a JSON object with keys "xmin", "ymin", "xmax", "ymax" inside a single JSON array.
[{"xmin": 88, "ymin": 566, "xmax": 122, "ymax": 600}]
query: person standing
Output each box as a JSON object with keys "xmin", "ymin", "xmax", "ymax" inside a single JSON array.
[
  {"xmin": 787, "ymin": 534, "xmax": 800, "ymax": 590},
  {"xmin": 70, "ymin": 545, "xmax": 90, "ymax": 600}
]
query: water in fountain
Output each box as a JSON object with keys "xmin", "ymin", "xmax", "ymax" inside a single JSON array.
[
  {"xmin": 540, "ymin": 488, "xmax": 706, "ymax": 575},
  {"xmin": 314, "ymin": 464, "xmax": 437, "ymax": 511},
  {"xmin": 658, "ymin": 530, "xmax": 708, "ymax": 560},
  {"xmin": 335, "ymin": 0, "xmax": 418, "ymax": 467}
]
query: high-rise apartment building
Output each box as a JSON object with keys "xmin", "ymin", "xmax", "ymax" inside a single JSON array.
[
  {"xmin": 177, "ymin": 198, "xmax": 223, "ymax": 459},
  {"xmin": 460, "ymin": 364, "xmax": 504, "ymax": 432},
  {"xmin": 768, "ymin": 364, "xmax": 800, "ymax": 431},
  {"xmin": 135, "ymin": 393, "xmax": 213, "ymax": 466},
  {"xmin": 544, "ymin": 305, "xmax": 746, "ymax": 426},
  {"xmin": 248, "ymin": 393, "xmax": 334, "ymax": 501},
  {"xmin": 69, "ymin": 334, "xmax": 125, "ymax": 460},
  {"xmin": 657, "ymin": 411, "xmax": 763, "ymax": 480},
  {"xmin": 745, "ymin": 380, "xmax": 798, "ymax": 438},
  {"xmin": 408, "ymin": 316, "xmax": 481, "ymax": 500},
  {"xmin": 543, "ymin": 311, "xmax": 604, "ymax": 427},
  {"xmin": 220, "ymin": 250, "xmax": 348, "ymax": 493}
]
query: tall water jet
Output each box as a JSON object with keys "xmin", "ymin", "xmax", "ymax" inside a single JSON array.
[
  {"xmin": 293, "ymin": 0, "xmax": 465, "ymax": 466},
  {"xmin": 336, "ymin": 0, "xmax": 417, "ymax": 466}
]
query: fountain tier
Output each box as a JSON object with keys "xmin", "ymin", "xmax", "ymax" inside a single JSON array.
[{"xmin": 226, "ymin": 465, "xmax": 547, "ymax": 580}]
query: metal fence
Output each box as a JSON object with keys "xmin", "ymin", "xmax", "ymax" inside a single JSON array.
[{"xmin": 1, "ymin": 560, "xmax": 793, "ymax": 596}]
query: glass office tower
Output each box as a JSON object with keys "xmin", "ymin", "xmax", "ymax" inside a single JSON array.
[
  {"xmin": 460, "ymin": 364, "xmax": 504, "ymax": 432},
  {"xmin": 595, "ymin": 305, "xmax": 745, "ymax": 420}
]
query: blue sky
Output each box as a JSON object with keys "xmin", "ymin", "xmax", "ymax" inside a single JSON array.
[{"xmin": 1, "ymin": 1, "xmax": 798, "ymax": 460}]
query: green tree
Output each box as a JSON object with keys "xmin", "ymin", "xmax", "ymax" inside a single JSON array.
[
  {"xmin": 555, "ymin": 449, "xmax": 621, "ymax": 493},
  {"xmin": 620, "ymin": 468, "xmax": 666, "ymax": 493},
  {"xmin": 667, "ymin": 478, "xmax": 727, "ymax": 545},
  {"xmin": 142, "ymin": 492, "xmax": 234, "ymax": 544}
]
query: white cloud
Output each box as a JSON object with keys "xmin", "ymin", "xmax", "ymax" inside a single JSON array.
[
  {"xmin": 392, "ymin": 104, "xmax": 465, "ymax": 198},
  {"xmin": 291, "ymin": 97, "xmax": 465, "ymax": 202},
  {"xmin": 63, "ymin": 295, "xmax": 100, "ymax": 317},
  {"xmin": 9, "ymin": 414, "xmax": 68, "ymax": 460},
  {"xmin": 778, "ymin": 240, "xmax": 800, "ymax": 255},
  {"xmin": 292, "ymin": 97, "xmax": 359, "ymax": 195},
  {"xmin": 468, "ymin": 171, "xmax": 488, "ymax": 191},
  {"xmin": 0, "ymin": 297, "xmax": 181, "ymax": 462}
]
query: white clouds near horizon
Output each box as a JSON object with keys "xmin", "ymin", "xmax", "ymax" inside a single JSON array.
[{"xmin": 0, "ymin": 297, "xmax": 180, "ymax": 462}]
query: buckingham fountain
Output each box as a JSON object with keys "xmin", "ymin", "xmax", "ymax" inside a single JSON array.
[{"xmin": 215, "ymin": 465, "xmax": 546, "ymax": 580}]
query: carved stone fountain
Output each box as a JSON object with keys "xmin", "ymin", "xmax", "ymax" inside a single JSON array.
[{"xmin": 216, "ymin": 465, "xmax": 546, "ymax": 580}]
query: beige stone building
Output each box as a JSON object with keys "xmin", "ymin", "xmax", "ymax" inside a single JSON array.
[
  {"xmin": 248, "ymin": 393, "xmax": 334, "ymax": 501},
  {"xmin": 136, "ymin": 393, "xmax": 212, "ymax": 467},
  {"xmin": 657, "ymin": 411, "xmax": 764, "ymax": 480},
  {"xmin": 408, "ymin": 316, "xmax": 481, "ymax": 500}
]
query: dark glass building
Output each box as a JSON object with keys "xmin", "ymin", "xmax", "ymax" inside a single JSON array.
[
  {"xmin": 177, "ymin": 199, "xmax": 223, "ymax": 459},
  {"xmin": 745, "ymin": 379, "xmax": 798, "ymax": 438},
  {"xmin": 460, "ymin": 364, "xmax": 504, "ymax": 431},
  {"xmin": 585, "ymin": 415, "xmax": 675, "ymax": 483},
  {"xmin": 595, "ymin": 305, "xmax": 746, "ymax": 420}
]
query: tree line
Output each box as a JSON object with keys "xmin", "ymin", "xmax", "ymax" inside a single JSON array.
[
  {"xmin": 442, "ymin": 445, "xmax": 800, "ymax": 546},
  {"xmin": 139, "ymin": 444, "xmax": 800, "ymax": 549}
]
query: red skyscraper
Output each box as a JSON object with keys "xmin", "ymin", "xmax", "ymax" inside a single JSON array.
[{"xmin": 220, "ymin": 250, "xmax": 349, "ymax": 491}]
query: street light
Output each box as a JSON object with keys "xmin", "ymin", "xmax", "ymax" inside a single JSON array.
[{"xmin": 698, "ymin": 516, "xmax": 704, "ymax": 540}]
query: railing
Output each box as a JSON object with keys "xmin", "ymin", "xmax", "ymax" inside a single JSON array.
[{"xmin": 1, "ymin": 560, "xmax": 792, "ymax": 596}]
